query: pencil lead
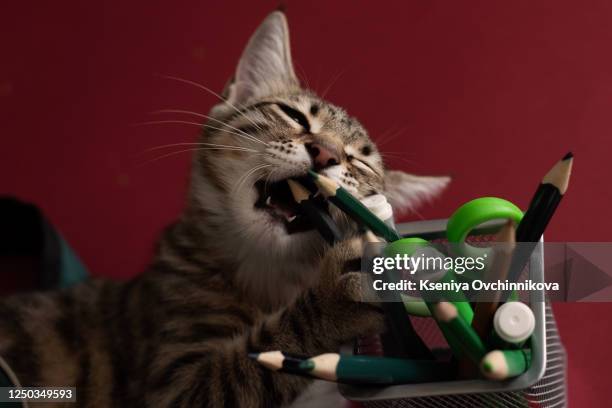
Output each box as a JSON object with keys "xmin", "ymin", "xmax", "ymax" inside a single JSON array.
[
  {"xmin": 307, "ymin": 169, "xmax": 319, "ymax": 179},
  {"xmin": 247, "ymin": 352, "xmax": 259, "ymax": 360},
  {"xmin": 562, "ymin": 151, "xmax": 573, "ymax": 160}
]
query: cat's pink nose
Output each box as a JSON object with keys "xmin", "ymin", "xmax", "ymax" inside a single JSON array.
[{"xmin": 306, "ymin": 143, "xmax": 340, "ymax": 170}]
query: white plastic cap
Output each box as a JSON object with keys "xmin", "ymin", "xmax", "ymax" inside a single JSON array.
[
  {"xmin": 493, "ymin": 301, "xmax": 535, "ymax": 344},
  {"xmin": 361, "ymin": 194, "xmax": 393, "ymax": 222}
]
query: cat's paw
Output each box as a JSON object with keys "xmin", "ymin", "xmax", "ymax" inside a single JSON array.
[
  {"xmin": 314, "ymin": 237, "xmax": 385, "ymax": 340},
  {"xmin": 316, "ymin": 237, "xmax": 363, "ymax": 298}
]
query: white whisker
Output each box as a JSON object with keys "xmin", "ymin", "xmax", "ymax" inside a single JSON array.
[
  {"xmin": 263, "ymin": 167, "xmax": 279, "ymax": 191},
  {"xmin": 232, "ymin": 164, "xmax": 272, "ymax": 195},
  {"xmin": 143, "ymin": 142, "xmax": 258, "ymax": 153},
  {"xmin": 202, "ymin": 123, "xmax": 268, "ymax": 147},
  {"xmin": 407, "ymin": 204, "xmax": 426, "ymax": 220},
  {"xmin": 158, "ymin": 75, "xmax": 264, "ymax": 131},
  {"xmin": 136, "ymin": 119, "xmax": 204, "ymax": 128},
  {"xmin": 151, "ymin": 109, "xmax": 269, "ymax": 146},
  {"xmin": 320, "ymin": 68, "xmax": 347, "ymax": 98},
  {"xmin": 135, "ymin": 120, "xmax": 262, "ymax": 147},
  {"xmin": 294, "ymin": 61, "xmax": 313, "ymax": 92},
  {"xmin": 375, "ymin": 126, "xmax": 409, "ymax": 147},
  {"xmin": 379, "ymin": 152, "xmax": 420, "ymax": 167},
  {"xmin": 139, "ymin": 147, "xmax": 257, "ymax": 167}
]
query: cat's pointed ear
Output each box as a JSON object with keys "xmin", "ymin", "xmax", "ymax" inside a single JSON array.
[
  {"xmin": 224, "ymin": 11, "xmax": 299, "ymax": 106},
  {"xmin": 383, "ymin": 170, "xmax": 451, "ymax": 215}
]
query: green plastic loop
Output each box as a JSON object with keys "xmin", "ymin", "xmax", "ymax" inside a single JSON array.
[
  {"xmin": 384, "ymin": 237, "xmax": 429, "ymax": 258},
  {"xmin": 446, "ymin": 197, "xmax": 524, "ymax": 258}
]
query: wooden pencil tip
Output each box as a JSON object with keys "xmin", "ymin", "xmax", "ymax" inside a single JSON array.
[
  {"xmin": 307, "ymin": 171, "xmax": 338, "ymax": 196},
  {"xmin": 433, "ymin": 301, "xmax": 458, "ymax": 322},
  {"xmin": 562, "ymin": 151, "xmax": 573, "ymax": 160},
  {"xmin": 480, "ymin": 350, "xmax": 506, "ymax": 380},
  {"xmin": 542, "ymin": 152, "xmax": 573, "ymax": 194},
  {"xmin": 287, "ymin": 179, "xmax": 310, "ymax": 202},
  {"xmin": 496, "ymin": 220, "xmax": 516, "ymax": 244}
]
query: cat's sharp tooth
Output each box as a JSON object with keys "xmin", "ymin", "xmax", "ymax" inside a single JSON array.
[
  {"xmin": 287, "ymin": 215, "xmax": 297, "ymax": 222},
  {"xmin": 266, "ymin": 196, "xmax": 272, "ymax": 206}
]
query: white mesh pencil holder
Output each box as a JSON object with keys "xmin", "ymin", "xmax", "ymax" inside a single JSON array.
[{"xmin": 340, "ymin": 218, "xmax": 568, "ymax": 408}]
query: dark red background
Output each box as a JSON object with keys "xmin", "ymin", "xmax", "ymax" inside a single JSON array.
[{"xmin": 1, "ymin": 1, "xmax": 610, "ymax": 404}]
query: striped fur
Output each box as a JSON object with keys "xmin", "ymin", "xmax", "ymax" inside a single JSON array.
[
  {"xmin": 0, "ymin": 11, "xmax": 448, "ymax": 407},
  {"xmin": 0, "ymin": 238, "xmax": 384, "ymax": 407}
]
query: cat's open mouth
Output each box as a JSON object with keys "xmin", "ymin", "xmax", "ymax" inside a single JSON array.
[{"xmin": 254, "ymin": 178, "xmax": 328, "ymax": 234}]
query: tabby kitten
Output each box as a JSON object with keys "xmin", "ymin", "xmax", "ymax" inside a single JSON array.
[{"xmin": 0, "ymin": 11, "xmax": 449, "ymax": 407}]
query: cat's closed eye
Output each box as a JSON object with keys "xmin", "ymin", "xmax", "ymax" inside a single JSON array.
[
  {"xmin": 277, "ymin": 103, "xmax": 311, "ymax": 132},
  {"xmin": 349, "ymin": 154, "xmax": 377, "ymax": 175}
]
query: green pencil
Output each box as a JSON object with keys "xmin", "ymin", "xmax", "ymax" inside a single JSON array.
[
  {"xmin": 287, "ymin": 179, "xmax": 343, "ymax": 245},
  {"xmin": 382, "ymin": 238, "xmax": 473, "ymax": 362},
  {"xmin": 481, "ymin": 349, "xmax": 532, "ymax": 380},
  {"xmin": 307, "ymin": 170, "xmax": 401, "ymax": 242},
  {"xmin": 431, "ymin": 301, "xmax": 487, "ymax": 365},
  {"xmin": 365, "ymin": 232, "xmax": 434, "ymax": 359},
  {"xmin": 257, "ymin": 352, "xmax": 453, "ymax": 384}
]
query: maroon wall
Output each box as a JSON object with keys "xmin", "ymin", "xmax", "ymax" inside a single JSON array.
[{"xmin": 1, "ymin": 1, "xmax": 610, "ymax": 404}]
